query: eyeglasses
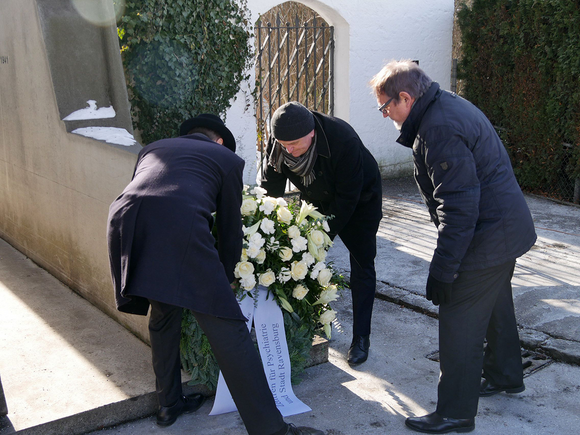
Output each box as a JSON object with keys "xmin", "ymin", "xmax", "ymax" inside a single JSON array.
[{"xmin": 378, "ymin": 97, "xmax": 395, "ymax": 114}]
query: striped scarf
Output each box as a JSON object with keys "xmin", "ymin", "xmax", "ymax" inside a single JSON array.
[{"xmin": 270, "ymin": 132, "xmax": 318, "ymax": 187}]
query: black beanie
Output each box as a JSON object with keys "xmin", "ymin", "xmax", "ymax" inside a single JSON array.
[{"xmin": 271, "ymin": 102, "xmax": 315, "ymax": 141}]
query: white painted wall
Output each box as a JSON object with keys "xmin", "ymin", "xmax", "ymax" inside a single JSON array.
[{"xmin": 226, "ymin": 0, "xmax": 455, "ymax": 185}]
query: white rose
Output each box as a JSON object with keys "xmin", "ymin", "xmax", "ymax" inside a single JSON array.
[
  {"xmin": 241, "ymin": 198, "xmax": 258, "ymax": 216},
  {"xmin": 292, "ymin": 284, "xmax": 309, "ymax": 300},
  {"xmin": 317, "ymin": 268, "xmax": 333, "ymax": 287},
  {"xmin": 260, "ymin": 218, "xmax": 276, "ymax": 235},
  {"xmin": 308, "ymin": 229, "xmax": 325, "ymax": 247},
  {"xmin": 255, "ymin": 249, "xmax": 267, "ymax": 264},
  {"xmin": 290, "ymin": 261, "xmax": 308, "ymax": 281},
  {"xmin": 251, "ymin": 186, "xmax": 268, "ymax": 199},
  {"xmin": 235, "ymin": 261, "xmax": 254, "ymax": 279},
  {"xmin": 240, "ymin": 248, "xmax": 248, "ymax": 262},
  {"xmin": 276, "ymin": 206, "xmax": 293, "ymax": 225},
  {"xmin": 291, "ymin": 236, "xmax": 308, "ymax": 253},
  {"xmin": 278, "ymin": 267, "xmax": 292, "ymax": 283},
  {"xmin": 240, "ymin": 274, "xmax": 256, "ymax": 290},
  {"xmin": 279, "ymin": 246, "xmax": 293, "ymax": 262},
  {"xmin": 259, "ymin": 270, "xmax": 276, "ymax": 287},
  {"xmin": 319, "ymin": 309, "xmax": 336, "ymax": 325},
  {"xmin": 287, "ymin": 225, "xmax": 301, "ymax": 239},
  {"xmin": 259, "ymin": 197, "xmax": 278, "ymax": 215}
]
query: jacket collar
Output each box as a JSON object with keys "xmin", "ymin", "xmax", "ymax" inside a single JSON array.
[
  {"xmin": 396, "ymin": 82, "xmax": 441, "ymax": 148},
  {"xmin": 312, "ymin": 112, "xmax": 331, "ymax": 158}
]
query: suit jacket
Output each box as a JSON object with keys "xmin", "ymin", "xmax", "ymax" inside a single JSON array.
[
  {"xmin": 260, "ymin": 112, "xmax": 383, "ymax": 238},
  {"xmin": 107, "ymin": 134, "xmax": 245, "ymax": 320}
]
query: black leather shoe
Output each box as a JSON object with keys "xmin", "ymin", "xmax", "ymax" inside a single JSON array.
[
  {"xmin": 479, "ymin": 378, "xmax": 525, "ymax": 397},
  {"xmin": 285, "ymin": 423, "xmax": 325, "ymax": 434},
  {"xmin": 405, "ymin": 412, "xmax": 475, "ymax": 433},
  {"xmin": 347, "ymin": 335, "xmax": 370, "ymax": 365},
  {"xmin": 156, "ymin": 393, "xmax": 205, "ymax": 427}
]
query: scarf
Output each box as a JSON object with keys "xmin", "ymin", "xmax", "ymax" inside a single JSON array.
[{"xmin": 269, "ymin": 132, "xmax": 318, "ymax": 187}]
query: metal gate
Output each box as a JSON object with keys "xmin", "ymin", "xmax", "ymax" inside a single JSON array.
[{"xmin": 255, "ymin": 13, "xmax": 334, "ymax": 169}]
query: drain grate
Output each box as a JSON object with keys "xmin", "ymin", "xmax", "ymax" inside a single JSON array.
[{"xmin": 426, "ymin": 348, "xmax": 553, "ymax": 377}]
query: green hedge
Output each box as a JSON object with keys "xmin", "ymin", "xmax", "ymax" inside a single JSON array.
[
  {"xmin": 458, "ymin": 0, "xmax": 580, "ymax": 198},
  {"xmin": 118, "ymin": 0, "xmax": 253, "ymax": 144}
]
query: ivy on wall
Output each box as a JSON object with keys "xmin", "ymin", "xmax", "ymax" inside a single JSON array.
[
  {"xmin": 118, "ymin": 0, "xmax": 253, "ymax": 144},
  {"xmin": 458, "ymin": 0, "xmax": 580, "ymax": 199}
]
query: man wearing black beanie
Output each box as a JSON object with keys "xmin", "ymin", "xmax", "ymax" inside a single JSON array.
[{"xmin": 261, "ymin": 102, "xmax": 383, "ymax": 365}]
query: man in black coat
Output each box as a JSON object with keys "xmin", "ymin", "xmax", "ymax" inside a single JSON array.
[
  {"xmin": 107, "ymin": 114, "xmax": 323, "ymax": 435},
  {"xmin": 370, "ymin": 60, "xmax": 537, "ymax": 433},
  {"xmin": 260, "ymin": 102, "xmax": 383, "ymax": 365}
]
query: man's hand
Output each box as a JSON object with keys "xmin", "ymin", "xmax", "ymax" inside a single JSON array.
[{"xmin": 425, "ymin": 274, "xmax": 453, "ymax": 305}]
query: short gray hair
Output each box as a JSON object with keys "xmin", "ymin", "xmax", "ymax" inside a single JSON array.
[{"xmin": 369, "ymin": 59, "xmax": 432, "ymax": 101}]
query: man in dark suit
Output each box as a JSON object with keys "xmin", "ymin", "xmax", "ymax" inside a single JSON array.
[
  {"xmin": 370, "ymin": 60, "xmax": 536, "ymax": 433},
  {"xmin": 260, "ymin": 102, "xmax": 383, "ymax": 365},
  {"xmin": 107, "ymin": 114, "xmax": 323, "ymax": 435}
]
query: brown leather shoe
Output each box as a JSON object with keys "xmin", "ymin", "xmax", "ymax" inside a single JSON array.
[
  {"xmin": 405, "ymin": 412, "xmax": 475, "ymax": 433},
  {"xmin": 480, "ymin": 379, "xmax": 525, "ymax": 397},
  {"xmin": 156, "ymin": 393, "xmax": 205, "ymax": 427}
]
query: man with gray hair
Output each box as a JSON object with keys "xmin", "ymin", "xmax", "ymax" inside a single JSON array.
[{"xmin": 370, "ymin": 60, "xmax": 536, "ymax": 433}]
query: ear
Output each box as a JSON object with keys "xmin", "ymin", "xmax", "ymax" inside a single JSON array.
[
  {"xmin": 399, "ymin": 91, "xmax": 415, "ymax": 107},
  {"xmin": 216, "ymin": 137, "xmax": 224, "ymax": 145}
]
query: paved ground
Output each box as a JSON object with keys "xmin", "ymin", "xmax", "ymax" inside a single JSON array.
[{"xmin": 0, "ymin": 176, "xmax": 579, "ymax": 434}]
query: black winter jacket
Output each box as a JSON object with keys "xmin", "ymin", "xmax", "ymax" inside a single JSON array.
[
  {"xmin": 396, "ymin": 82, "xmax": 536, "ymax": 282},
  {"xmin": 260, "ymin": 112, "xmax": 382, "ymax": 238}
]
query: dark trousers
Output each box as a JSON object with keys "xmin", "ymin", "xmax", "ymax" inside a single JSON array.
[
  {"xmin": 148, "ymin": 300, "xmax": 286, "ymax": 435},
  {"xmin": 338, "ymin": 214, "xmax": 380, "ymax": 337},
  {"xmin": 436, "ymin": 260, "xmax": 523, "ymax": 419}
]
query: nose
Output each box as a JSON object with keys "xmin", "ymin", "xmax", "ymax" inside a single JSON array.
[{"xmin": 382, "ymin": 111, "xmax": 389, "ymax": 119}]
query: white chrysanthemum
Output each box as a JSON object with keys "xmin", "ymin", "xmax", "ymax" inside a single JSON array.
[
  {"xmin": 249, "ymin": 232, "xmax": 265, "ymax": 249},
  {"xmin": 292, "ymin": 284, "xmax": 309, "ymax": 300},
  {"xmin": 291, "ymin": 236, "xmax": 308, "ymax": 253},
  {"xmin": 290, "ymin": 261, "xmax": 308, "ymax": 280},
  {"xmin": 259, "ymin": 197, "xmax": 278, "ymax": 215},
  {"xmin": 251, "ymin": 186, "xmax": 268, "ymax": 199},
  {"xmin": 310, "ymin": 261, "xmax": 326, "ymax": 279},
  {"xmin": 260, "ymin": 218, "xmax": 276, "ymax": 235},
  {"xmin": 301, "ymin": 252, "xmax": 315, "ymax": 266},
  {"xmin": 246, "ymin": 244, "xmax": 261, "ymax": 258}
]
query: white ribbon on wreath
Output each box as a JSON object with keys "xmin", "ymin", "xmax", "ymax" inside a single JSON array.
[{"xmin": 210, "ymin": 286, "xmax": 311, "ymax": 417}]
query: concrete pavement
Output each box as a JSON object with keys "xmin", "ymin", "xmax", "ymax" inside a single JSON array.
[{"xmin": 0, "ymin": 176, "xmax": 579, "ymax": 434}]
